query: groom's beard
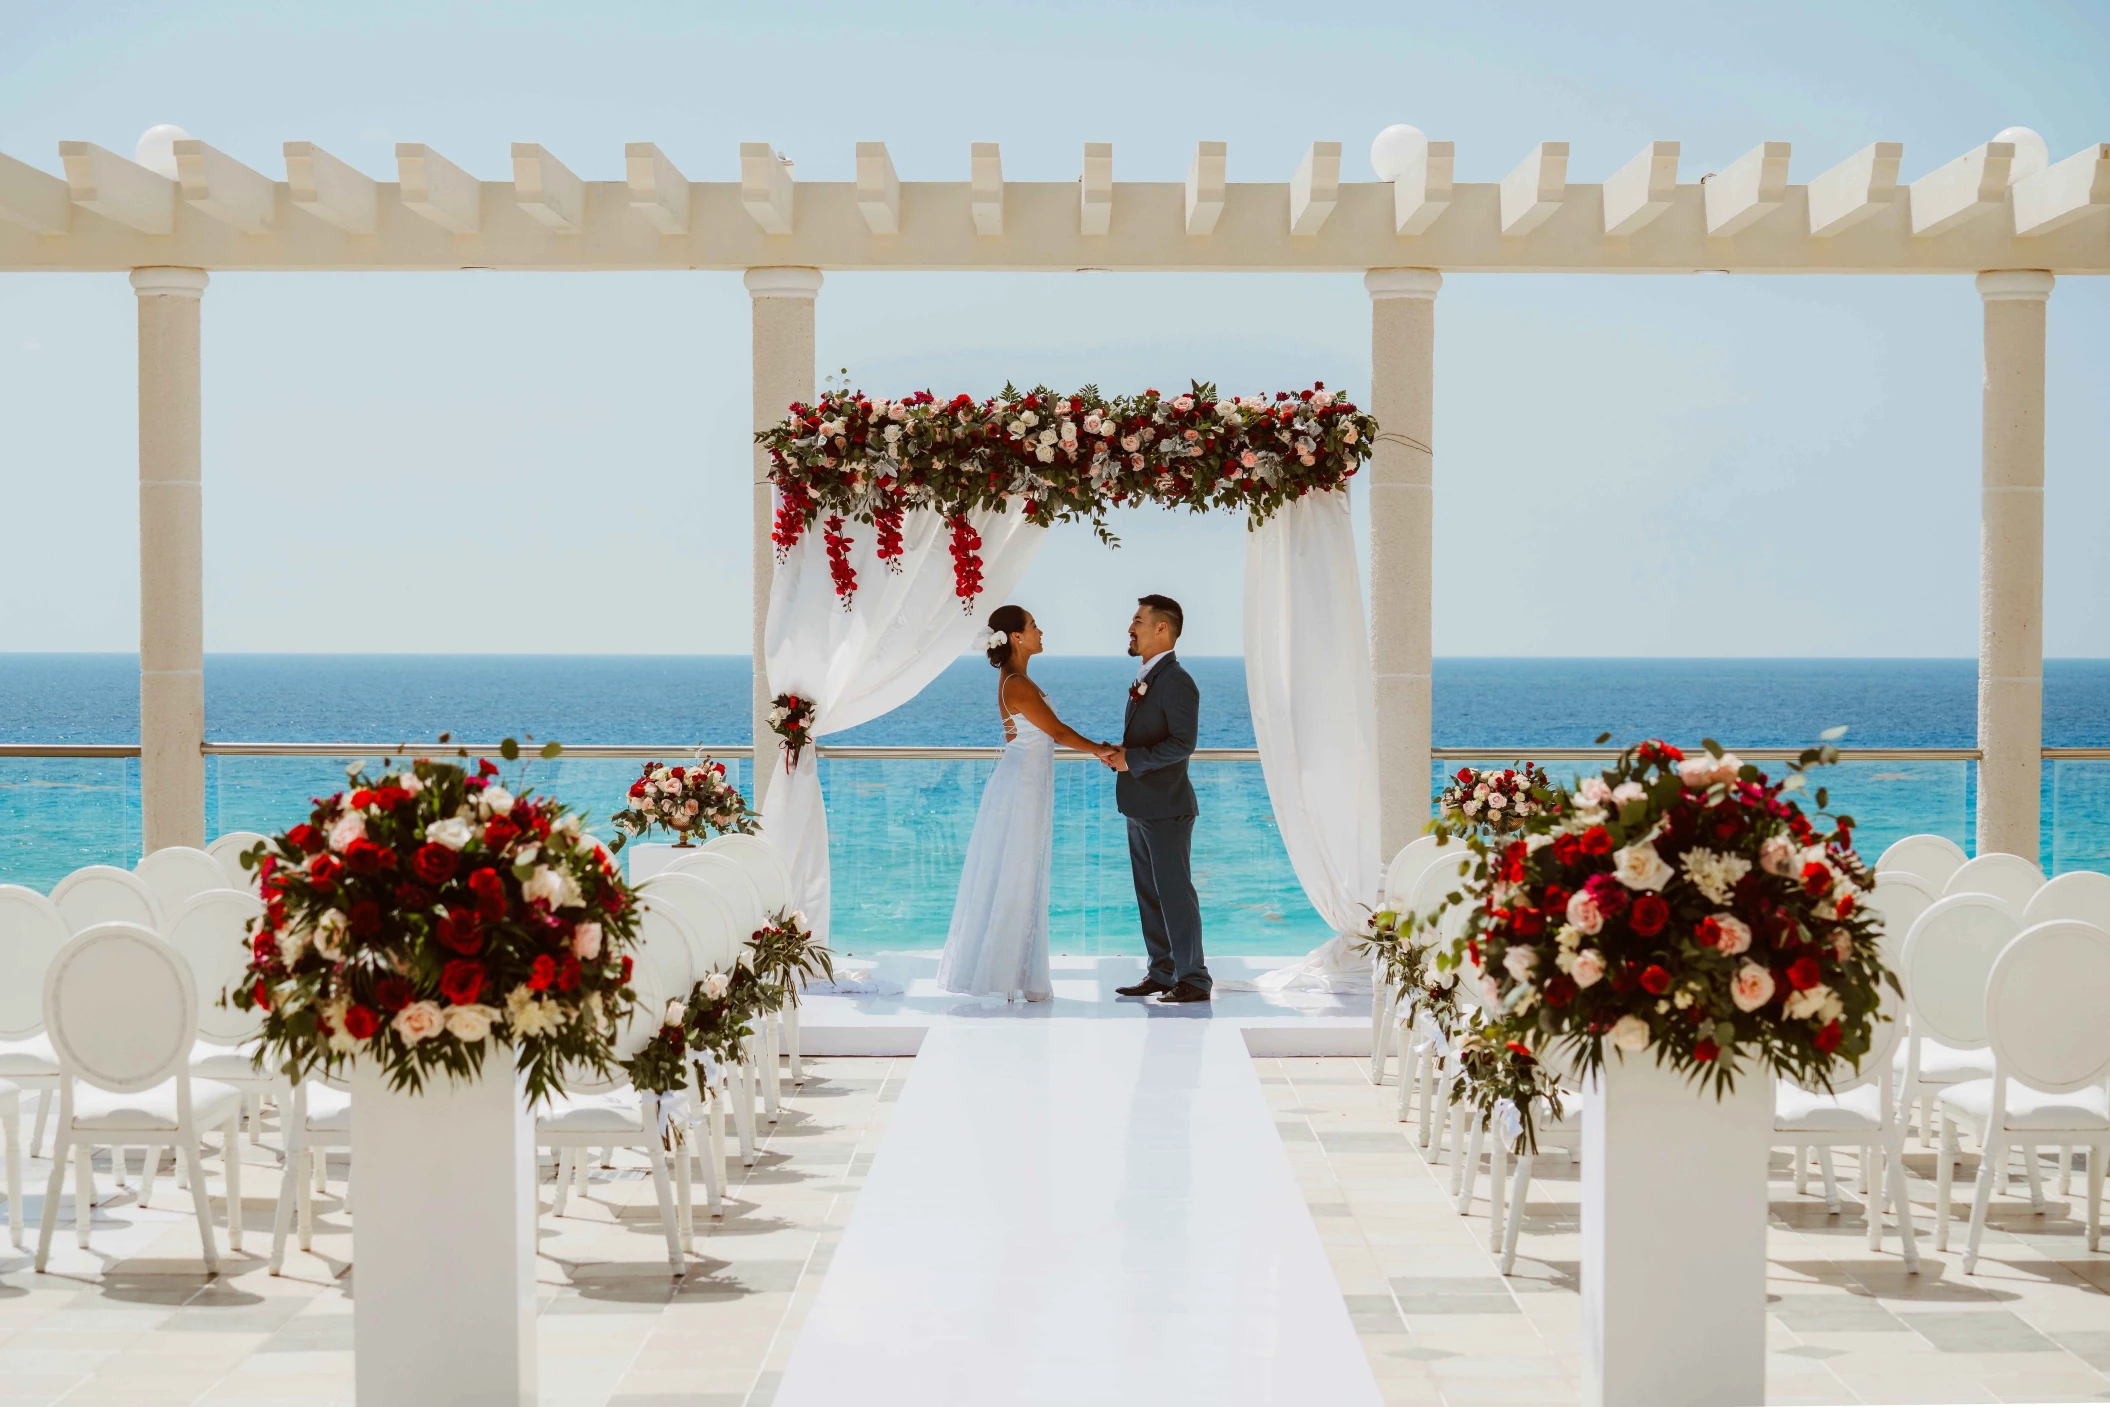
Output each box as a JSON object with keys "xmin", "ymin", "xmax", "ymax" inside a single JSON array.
[{"xmin": 1126, "ymin": 638, "xmax": 1140, "ymax": 656}]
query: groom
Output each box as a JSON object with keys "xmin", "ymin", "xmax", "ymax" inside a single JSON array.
[{"xmin": 1100, "ymin": 595, "xmax": 1210, "ymax": 1003}]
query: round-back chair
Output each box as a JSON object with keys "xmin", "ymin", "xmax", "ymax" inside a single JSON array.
[
  {"xmin": 1876, "ymin": 833, "xmax": 1968, "ymax": 890},
  {"xmin": 49, "ymin": 866, "xmax": 161, "ymax": 935},
  {"xmin": 205, "ymin": 832, "xmax": 272, "ymax": 891},
  {"xmin": 699, "ymin": 834, "xmax": 792, "ymax": 916},
  {"xmin": 1944, "ymin": 852, "xmax": 2047, "ymax": 911},
  {"xmin": 167, "ymin": 890, "xmax": 267, "ymax": 1046},
  {"xmin": 639, "ymin": 872, "xmax": 742, "ymax": 973},
  {"xmin": 2023, "ymin": 871, "xmax": 2110, "ymax": 930},
  {"xmin": 667, "ymin": 851, "xmax": 766, "ymax": 939},
  {"xmin": 1902, "ymin": 893, "xmax": 2025, "ymax": 1054},
  {"xmin": 1865, "ymin": 871, "xmax": 1938, "ymax": 970},
  {"xmin": 1382, "ymin": 836, "xmax": 1447, "ymax": 910},
  {"xmin": 134, "ymin": 847, "xmax": 236, "ymax": 919}
]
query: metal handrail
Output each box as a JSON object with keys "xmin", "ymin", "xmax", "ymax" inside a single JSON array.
[{"xmin": 4, "ymin": 742, "xmax": 2107, "ymax": 760}]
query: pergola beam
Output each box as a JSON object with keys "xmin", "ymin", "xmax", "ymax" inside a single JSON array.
[
  {"xmin": 2013, "ymin": 143, "xmax": 2110, "ymax": 237},
  {"xmin": 624, "ymin": 142, "xmax": 687, "ymax": 235},
  {"xmin": 59, "ymin": 141, "xmax": 175, "ymax": 234},
  {"xmin": 1081, "ymin": 143, "xmax": 1112, "ymax": 235},
  {"xmin": 397, "ymin": 144, "xmax": 481, "ymax": 234},
  {"xmin": 1500, "ymin": 142, "xmax": 1566, "ymax": 236},
  {"xmin": 285, "ymin": 142, "xmax": 377, "ymax": 234},
  {"xmin": 1290, "ymin": 141, "xmax": 1340, "ymax": 235},
  {"xmin": 741, "ymin": 142, "xmax": 794, "ymax": 234},
  {"xmin": 1704, "ymin": 142, "xmax": 1790, "ymax": 237},
  {"xmin": 1185, "ymin": 141, "xmax": 1225, "ymax": 236},
  {"xmin": 173, "ymin": 140, "xmax": 277, "ymax": 234},
  {"xmin": 970, "ymin": 143, "xmax": 1002, "ymax": 236},
  {"xmin": 1603, "ymin": 141, "xmax": 1678, "ymax": 236},
  {"xmin": 1910, "ymin": 141, "xmax": 2013, "ymax": 237},
  {"xmin": 1391, "ymin": 139, "xmax": 1452, "ymax": 235},
  {"xmin": 856, "ymin": 142, "xmax": 900, "ymax": 235},
  {"xmin": 512, "ymin": 143, "xmax": 585, "ymax": 234},
  {"xmin": 1807, "ymin": 141, "xmax": 1902, "ymax": 237},
  {"xmin": 0, "ymin": 153, "xmax": 69, "ymax": 234}
]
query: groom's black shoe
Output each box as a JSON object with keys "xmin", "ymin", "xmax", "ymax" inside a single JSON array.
[
  {"xmin": 1115, "ymin": 977, "xmax": 1173, "ymax": 997},
  {"xmin": 1156, "ymin": 982, "xmax": 1211, "ymax": 1004}
]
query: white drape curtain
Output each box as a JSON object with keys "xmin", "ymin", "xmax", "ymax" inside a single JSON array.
[
  {"xmin": 1220, "ymin": 487, "xmax": 1383, "ymax": 993},
  {"xmin": 760, "ymin": 501, "xmax": 1046, "ymax": 943}
]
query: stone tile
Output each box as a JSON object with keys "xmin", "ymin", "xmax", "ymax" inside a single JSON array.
[{"xmin": 1898, "ymin": 1310, "xmax": 2060, "ymax": 1353}]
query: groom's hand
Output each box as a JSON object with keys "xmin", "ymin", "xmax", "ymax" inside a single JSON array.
[{"xmin": 1102, "ymin": 744, "xmax": 1130, "ymax": 773}]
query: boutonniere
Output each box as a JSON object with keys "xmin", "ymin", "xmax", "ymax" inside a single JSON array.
[{"xmin": 1129, "ymin": 680, "xmax": 1149, "ymax": 701}]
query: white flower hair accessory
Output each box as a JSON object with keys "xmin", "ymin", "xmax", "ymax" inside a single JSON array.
[{"xmin": 986, "ymin": 629, "xmax": 1009, "ymax": 649}]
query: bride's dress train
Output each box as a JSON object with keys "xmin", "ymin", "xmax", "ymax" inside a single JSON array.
[{"xmin": 938, "ymin": 711, "xmax": 1053, "ymax": 1001}]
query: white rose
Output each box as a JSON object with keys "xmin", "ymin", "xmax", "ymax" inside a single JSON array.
[
  {"xmin": 426, "ymin": 816, "xmax": 474, "ymax": 851},
  {"xmin": 664, "ymin": 998, "xmax": 687, "ymax": 1027},
  {"xmin": 1487, "ymin": 792, "xmax": 1506, "ymax": 810},
  {"xmin": 1575, "ymin": 777, "xmax": 1612, "ymax": 806},
  {"xmin": 1783, "ymin": 983, "xmax": 1834, "ymax": 1022},
  {"xmin": 1611, "ymin": 781, "xmax": 1646, "ymax": 806},
  {"xmin": 883, "ymin": 424, "xmax": 902, "ymax": 443},
  {"xmin": 328, "ymin": 809, "xmax": 366, "ymax": 852},
  {"xmin": 398, "ymin": 773, "xmax": 424, "ymax": 795},
  {"xmin": 277, "ymin": 926, "xmax": 309, "ymax": 965},
  {"xmin": 482, "ymin": 786, "xmax": 515, "ymax": 817},
  {"xmin": 1502, "ymin": 947, "xmax": 1537, "ymax": 981},
  {"xmin": 1611, "ymin": 841, "xmax": 1675, "ymax": 892},
  {"xmin": 571, "ymin": 921, "xmax": 603, "ymax": 959},
  {"xmin": 1121, "ymin": 434, "xmax": 1139, "ymax": 452},
  {"xmin": 1036, "ymin": 445, "xmax": 1055, "ymax": 463},
  {"xmin": 1020, "ymin": 410, "xmax": 1038, "ymax": 427},
  {"xmin": 702, "ymin": 971, "xmax": 732, "ymax": 1001},
  {"xmin": 1571, "ymin": 949, "xmax": 1606, "ymax": 988},
  {"xmin": 393, "ymin": 1001, "xmax": 446, "ymax": 1046},
  {"xmin": 522, "ymin": 865, "xmax": 580, "ymax": 910},
  {"xmin": 313, "ymin": 909, "xmax": 348, "ymax": 960},
  {"xmin": 1608, "ymin": 1014, "xmax": 1651, "ymax": 1052},
  {"xmin": 444, "ymin": 1004, "xmax": 498, "ymax": 1043}
]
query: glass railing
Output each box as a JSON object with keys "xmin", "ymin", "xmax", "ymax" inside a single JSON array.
[{"xmin": 2, "ymin": 745, "xmax": 2103, "ymax": 957}]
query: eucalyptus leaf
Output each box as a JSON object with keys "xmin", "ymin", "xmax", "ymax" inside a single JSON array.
[
  {"xmin": 540, "ymin": 740, "xmax": 563, "ymax": 760},
  {"xmin": 1702, "ymin": 737, "xmax": 1723, "ymax": 759},
  {"xmin": 500, "ymin": 737, "xmax": 521, "ymax": 761}
]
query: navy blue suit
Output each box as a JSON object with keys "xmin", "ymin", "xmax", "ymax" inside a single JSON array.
[{"xmin": 1118, "ymin": 653, "xmax": 1208, "ymax": 991}]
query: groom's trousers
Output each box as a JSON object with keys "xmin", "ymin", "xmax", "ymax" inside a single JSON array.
[{"xmin": 1127, "ymin": 814, "xmax": 1209, "ymax": 993}]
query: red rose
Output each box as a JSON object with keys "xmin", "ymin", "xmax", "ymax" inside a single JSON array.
[
  {"xmin": 1801, "ymin": 861, "xmax": 1833, "ymax": 898},
  {"xmin": 435, "ymin": 909, "xmax": 483, "ymax": 955},
  {"xmin": 619, "ymin": 954, "xmax": 634, "ymax": 984},
  {"xmin": 556, "ymin": 955, "xmax": 581, "ymax": 993},
  {"xmin": 1511, "ymin": 908, "xmax": 1545, "ymax": 938},
  {"xmin": 1580, "ymin": 827, "xmax": 1614, "ymax": 857},
  {"xmin": 350, "ymin": 789, "xmax": 375, "ymax": 810},
  {"xmin": 439, "ymin": 959, "xmax": 486, "ymax": 1006},
  {"xmin": 1787, "ymin": 956, "xmax": 1823, "ymax": 991},
  {"xmin": 1543, "ymin": 975, "xmax": 1577, "ymax": 1007},
  {"xmin": 529, "ymin": 954, "xmax": 556, "ymax": 992},
  {"xmin": 1505, "ymin": 1040, "xmax": 1535, "ymax": 1059},
  {"xmin": 342, "ymin": 1005, "xmax": 380, "ymax": 1040},
  {"xmin": 348, "ymin": 900, "xmax": 381, "ymax": 936},
  {"xmin": 1630, "ymin": 894, "xmax": 1669, "ymax": 937},
  {"xmin": 373, "ymin": 785, "xmax": 409, "ymax": 811},
  {"xmin": 1813, "ymin": 1019, "xmax": 1843, "ymax": 1053},
  {"xmin": 393, "ymin": 882, "xmax": 433, "ymax": 911},
  {"xmin": 1835, "ymin": 893, "xmax": 1856, "ymax": 919},
  {"xmin": 251, "ymin": 930, "xmax": 277, "ymax": 963},
  {"xmin": 287, "ymin": 823, "xmax": 324, "ymax": 855},
  {"xmin": 413, "ymin": 843, "xmax": 458, "ymax": 884},
  {"xmin": 482, "ymin": 818, "xmax": 518, "ymax": 851},
  {"xmin": 344, "ymin": 837, "xmax": 392, "ymax": 876},
  {"xmin": 477, "ymin": 758, "xmax": 500, "ymax": 777},
  {"xmin": 1693, "ymin": 1038, "xmax": 1720, "ymax": 1063},
  {"xmin": 252, "ymin": 978, "xmax": 271, "ymax": 1009},
  {"xmin": 469, "ymin": 867, "xmax": 508, "ymax": 919},
  {"xmin": 600, "ymin": 886, "xmax": 625, "ymax": 915},
  {"xmin": 1639, "ymin": 964, "xmax": 1672, "ymax": 995},
  {"xmin": 309, "ymin": 853, "xmax": 343, "ymax": 886},
  {"xmin": 1540, "ymin": 885, "xmax": 1571, "ymax": 914},
  {"xmin": 376, "ymin": 976, "xmax": 413, "ymax": 1012}
]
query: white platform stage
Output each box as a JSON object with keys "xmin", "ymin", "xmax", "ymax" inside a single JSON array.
[
  {"xmin": 797, "ymin": 952, "xmax": 1374, "ymax": 1057},
  {"xmin": 774, "ymin": 1017, "xmax": 1384, "ymax": 1406}
]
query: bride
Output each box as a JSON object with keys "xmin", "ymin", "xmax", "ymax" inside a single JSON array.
[{"xmin": 938, "ymin": 604, "xmax": 1105, "ymax": 1002}]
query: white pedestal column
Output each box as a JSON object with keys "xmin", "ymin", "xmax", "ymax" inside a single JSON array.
[
  {"xmin": 132, "ymin": 267, "xmax": 208, "ymax": 853},
  {"xmin": 351, "ymin": 1063, "xmax": 537, "ymax": 1407},
  {"xmin": 1975, "ymin": 270, "xmax": 2053, "ymax": 864},
  {"xmin": 1582, "ymin": 1054, "xmax": 1772, "ymax": 1407},
  {"xmin": 745, "ymin": 268, "xmax": 821, "ymax": 812},
  {"xmin": 1365, "ymin": 270, "xmax": 1440, "ymax": 862}
]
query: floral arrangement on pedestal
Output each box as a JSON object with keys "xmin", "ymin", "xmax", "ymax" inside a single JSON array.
[
  {"xmin": 231, "ymin": 747, "xmax": 641, "ymax": 1101},
  {"xmin": 1439, "ymin": 763, "xmax": 1557, "ymax": 835},
  {"xmin": 1432, "ymin": 735, "xmax": 1894, "ymax": 1107},
  {"xmin": 758, "ymin": 380, "xmax": 1379, "ymax": 608},
  {"xmin": 608, "ymin": 750, "xmax": 755, "ymax": 853},
  {"xmin": 768, "ymin": 693, "xmax": 817, "ymax": 772},
  {"xmin": 744, "ymin": 909, "xmax": 834, "ymax": 1008}
]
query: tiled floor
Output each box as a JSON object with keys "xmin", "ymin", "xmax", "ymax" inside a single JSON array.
[
  {"xmin": 0, "ymin": 1057, "xmax": 909, "ymax": 1407},
  {"xmin": 1262, "ymin": 1056, "xmax": 2110, "ymax": 1406}
]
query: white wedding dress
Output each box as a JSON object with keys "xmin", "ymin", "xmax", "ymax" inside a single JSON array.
[{"xmin": 937, "ymin": 686, "xmax": 1054, "ymax": 1002}]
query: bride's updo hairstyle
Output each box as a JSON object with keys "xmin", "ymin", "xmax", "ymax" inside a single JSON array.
[{"xmin": 985, "ymin": 604, "xmax": 1028, "ymax": 669}]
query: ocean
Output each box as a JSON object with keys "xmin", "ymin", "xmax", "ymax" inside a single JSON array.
[{"xmin": 3, "ymin": 655, "xmax": 2106, "ymax": 953}]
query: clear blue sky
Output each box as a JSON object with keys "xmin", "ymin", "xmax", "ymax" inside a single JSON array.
[{"xmin": 1, "ymin": 0, "xmax": 2104, "ymax": 658}]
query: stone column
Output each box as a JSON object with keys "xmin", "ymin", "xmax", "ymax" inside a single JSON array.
[
  {"xmin": 1975, "ymin": 269, "xmax": 2052, "ymax": 862},
  {"xmin": 132, "ymin": 267, "xmax": 208, "ymax": 852},
  {"xmin": 745, "ymin": 268, "xmax": 821, "ymax": 809},
  {"xmin": 1365, "ymin": 269, "xmax": 1441, "ymax": 862}
]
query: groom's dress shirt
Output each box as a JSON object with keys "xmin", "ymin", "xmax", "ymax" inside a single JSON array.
[{"xmin": 1135, "ymin": 649, "xmax": 1170, "ymax": 685}]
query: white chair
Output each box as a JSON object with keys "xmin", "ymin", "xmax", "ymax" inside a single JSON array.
[
  {"xmin": 536, "ymin": 904, "xmax": 689, "ymax": 1273},
  {"xmin": 0, "ymin": 1078, "xmax": 22, "ymax": 1246},
  {"xmin": 1944, "ymin": 852, "xmax": 2047, "ymax": 911},
  {"xmin": 1937, "ymin": 920, "xmax": 2110, "ymax": 1273},
  {"xmin": 49, "ymin": 865, "xmax": 162, "ymax": 934},
  {"xmin": 638, "ymin": 874, "xmax": 740, "ymax": 1212},
  {"xmin": 34, "ymin": 923, "xmax": 243, "ymax": 1272},
  {"xmin": 205, "ymin": 831, "xmax": 272, "ymax": 892},
  {"xmin": 269, "ymin": 1079, "xmax": 350, "ymax": 1274},
  {"xmin": 2024, "ymin": 871, "xmax": 2110, "ymax": 930},
  {"xmin": 1397, "ymin": 851, "xmax": 1474, "ymax": 1146},
  {"xmin": 155, "ymin": 890, "xmax": 276, "ymax": 1180},
  {"xmin": 702, "ymin": 834, "xmax": 808, "ymax": 1086},
  {"xmin": 669, "ymin": 852, "xmax": 781, "ymax": 1126},
  {"xmin": 1898, "ymin": 894, "xmax": 2025, "ymax": 1191},
  {"xmin": 134, "ymin": 846, "xmax": 238, "ymax": 919},
  {"xmin": 1865, "ymin": 871, "xmax": 1938, "ymax": 968},
  {"xmin": 1877, "ymin": 834, "xmax": 1968, "ymax": 891},
  {"xmin": 1370, "ymin": 836, "xmax": 1451, "ymax": 1082},
  {"xmin": 0, "ymin": 886, "xmax": 70, "ymax": 1159},
  {"xmin": 1493, "ymin": 1093, "xmax": 1584, "ymax": 1276},
  {"xmin": 1774, "ymin": 975, "xmax": 1921, "ymax": 1271}
]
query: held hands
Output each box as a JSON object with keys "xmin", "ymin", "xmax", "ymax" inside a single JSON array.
[{"xmin": 1095, "ymin": 743, "xmax": 1129, "ymax": 773}]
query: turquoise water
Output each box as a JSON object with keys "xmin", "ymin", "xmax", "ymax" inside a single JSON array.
[{"xmin": 3, "ymin": 655, "xmax": 2107, "ymax": 953}]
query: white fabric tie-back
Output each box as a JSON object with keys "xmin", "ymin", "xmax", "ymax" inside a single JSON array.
[
  {"xmin": 1217, "ymin": 487, "xmax": 1383, "ymax": 994},
  {"xmin": 760, "ymin": 500, "xmax": 1046, "ymax": 943}
]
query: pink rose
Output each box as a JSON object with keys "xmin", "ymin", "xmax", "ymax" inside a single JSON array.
[
  {"xmin": 391, "ymin": 1000, "xmax": 446, "ymax": 1045},
  {"xmin": 572, "ymin": 921, "xmax": 604, "ymax": 960},
  {"xmin": 1758, "ymin": 836, "xmax": 1797, "ymax": 877},
  {"xmin": 1575, "ymin": 777, "xmax": 1612, "ymax": 807},
  {"xmin": 1571, "ymin": 948, "xmax": 1606, "ymax": 988},
  {"xmin": 1731, "ymin": 963, "xmax": 1776, "ymax": 1012},
  {"xmin": 1829, "ymin": 928, "xmax": 1853, "ymax": 961},
  {"xmin": 1565, "ymin": 890, "xmax": 1604, "ymax": 936},
  {"xmin": 1711, "ymin": 914, "xmax": 1753, "ymax": 955}
]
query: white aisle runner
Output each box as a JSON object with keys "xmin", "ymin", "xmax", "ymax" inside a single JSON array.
[{"xmin": 775, "ymin": 1018, "xmax": 1382, "ymax": 1405}]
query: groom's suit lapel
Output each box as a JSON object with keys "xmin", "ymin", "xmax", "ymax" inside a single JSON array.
[{"xmin": 1125, "ymin": 651, "xmax": 1175, "ymax": 738}]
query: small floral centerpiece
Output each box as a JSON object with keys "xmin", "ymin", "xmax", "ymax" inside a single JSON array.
[
  {"xmin": 232, "ymin": 746, "xmax": 641, "ymax": 1101},
  {"xmin": 745, "ymin": 909, "xmax": 834, "ymax": 1009},
  {"xmin": 622, "ymin": 997, "xmax": 696, "ymax": 1098},
  {"xmin": 1447, "ymin": 1016, "xmax": 1568, "ymax": 1154},
  {"xmin": 1433, "ymin": 734, "xmax": 1894, "ymax": 1107},
  {"xmin": 682, "ymin": 966, "xmax": 767, "ymax": 1068},
  {"xmin": 1439, "ymin": 763, "xmax": 1556, "ymax": 836},
  {"xmin": 608, "ymin": 750, "xmax": 756, "ymax": 852},
  {"xmin": 768, "ymin": 693, "xmax": 817, "ymax": 773}
]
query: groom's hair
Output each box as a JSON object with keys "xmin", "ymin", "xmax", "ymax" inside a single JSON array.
[{"xmin": 1137, "ymin": 594, "xmax": 1183, "ymax": 639}]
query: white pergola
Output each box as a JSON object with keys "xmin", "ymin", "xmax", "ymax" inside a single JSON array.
[{"xmin": 6, "ymin": 128, "xmax": 2106, "ymax": 865}]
